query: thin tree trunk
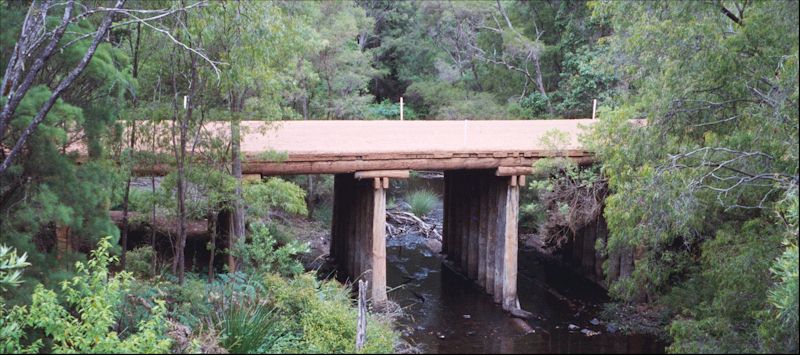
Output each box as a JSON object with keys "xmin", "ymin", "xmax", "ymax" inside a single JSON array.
[
  {"xmin": 0, "ymin": 0, "xmax": 127, "ymax": 174},
  {"xmin": 306, "ymin": 175, "xmax": 315, "ymax": 219},
  {"xmin": 230, "ymin": 92, "xmax": 244, "ymax": 273},
  {"xmin": 208, "ymin": 211, "xmax": 217, "ymax": 281},
  {"xmin": 0, "ymin": 0, "xmax": 76, "ymax": 140},
  {"xmin": 530, "ymin": 52, "xmax": 551, "ymax": 114},
  {"xmin": 227, "ymin": 210, "xmax": 235, "ymax": 272},
  {"xmin": 151, "ymin": 174, "xmax": 157, "ymax": 273},
  {"xmin": 176, "ymin": 52, "xmax": 198, "ymax": 285},
  {"xmin": 120, "ymin": 123, "xmax": 134, "ymax": 269},
  {"xmin": 120, "ymin": 23, "xmax": 142, "ymax": 269},
  {"xmin": 470, "ymin": 61, "xmax": 483, "ymax": 91},
  {"xmin": 150, "ymin": 127, "xmax": 158, "ymax": 274}
]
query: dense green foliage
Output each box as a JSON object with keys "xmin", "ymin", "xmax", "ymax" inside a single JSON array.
[
  {"xmin": 584, "ymin": 1, "xmax": 799, "ymax": 353},
  {"xmin": 4, "ymin": 238, "xmax": 172, "ymax": 353}
]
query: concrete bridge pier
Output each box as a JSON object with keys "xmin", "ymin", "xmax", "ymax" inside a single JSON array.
[
  {"xmin": 443, "ymin": 169, "xmax": 523, "ymax": 312},
  {"xmin": 330, "ymin": 171, "xmax": 408, "ymax": 305}
]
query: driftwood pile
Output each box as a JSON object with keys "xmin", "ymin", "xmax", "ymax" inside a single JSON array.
[{"xmin": 385, "ymin": 209, "xmax": 442, "ymax": 241}]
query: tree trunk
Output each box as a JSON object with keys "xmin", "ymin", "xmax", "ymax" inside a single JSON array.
[
  {"xmin": 306, "ymin": 175, "xmax": 315, "ymax": 219},
  {"xmin": 0, "ymin": 0, "xmax": 127, "ymax": 174},
  {"xmin": 0, "ymin": 0, "xmax": 76, "ymax": 140},
  {"xmin": 208, "ymin": 211, "xmax": 217, "ymax": 281},
  {"xmin": 530, "ymin": 51, "xmax": 552, "ymax": 115},
  {"xmin": 230, "ymin": 95, "xmax": 245, "ymax": 273},
  {"xmin": 120, "ymin": 23, "xmax": 142, "ymax": 270},
  {"xmin": 174, "ymin": 52, "xmax": 199, "ymax": 285},
  {"xmin": 470, "ymin": 61, "xmax": 483, "ymax": 91}
]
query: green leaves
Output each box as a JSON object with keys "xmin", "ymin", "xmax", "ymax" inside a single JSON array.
[
  {"xmin": 21, "ymin": 237, "xmax": 171, "ymax": 353},
  {"xmin": 234, "ymin": 222, "xmax": 308, "ymax": 277},
  {"xmin": 0, "ymin": 246, "xmax": 30, "ymax": 293},
  {"xmin": 587, "ymin": 1, "xmax": 799, "ymax": 352},
  {"xmin": 244, "ymin": 178, "xmax": 308, "ymax": 220}
]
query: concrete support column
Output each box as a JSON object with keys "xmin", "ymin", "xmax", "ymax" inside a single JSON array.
[{"xmin": 442, "ymin": 169, "xmax": 521, "ymax": 313}]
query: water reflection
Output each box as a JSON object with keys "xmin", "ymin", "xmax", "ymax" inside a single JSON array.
[{"xmin": 386, "ymin": 175, "xmax": 665, "ymax": 354}]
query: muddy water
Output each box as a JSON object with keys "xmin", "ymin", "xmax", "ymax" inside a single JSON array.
[{"xmin": 387, "ymin": 175, "xmax": 665, "ymax": 354}]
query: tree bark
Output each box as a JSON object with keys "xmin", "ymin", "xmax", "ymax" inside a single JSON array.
[
  {"xmin": 0, "ymin": 0, "xmax": 127, "ymax": 174},
  {"xmin": 0, "ymin": 0, "xmax": 76, "ymax": 141}
]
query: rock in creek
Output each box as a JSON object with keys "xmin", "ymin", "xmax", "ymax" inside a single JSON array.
[{"xmin": 423, "ymin": 238, "xmax": 442, "ymax": 253}]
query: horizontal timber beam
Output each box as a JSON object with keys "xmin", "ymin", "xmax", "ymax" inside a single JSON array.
[
  {"xmin": 496, "ymin": 166, "xmax": 533, "ymax": 176},
  {"xmin": 354, "ymin": 170, "xmax": 410, "ymax": 179},
  {"xmin": 128, "ymin": 155, "xmax": 595, "ymax": 176}
]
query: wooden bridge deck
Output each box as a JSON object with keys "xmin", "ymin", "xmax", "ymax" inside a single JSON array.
[{"xmin": 171, "ymin": 119, "xmax": 598, "ymax": 175}]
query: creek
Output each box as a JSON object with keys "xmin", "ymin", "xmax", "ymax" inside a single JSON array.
[{"xmin": 385, "ymin": 174, "xmax": 665, "ymax": 354}]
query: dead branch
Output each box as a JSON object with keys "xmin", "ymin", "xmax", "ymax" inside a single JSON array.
[{"xmin": 386, "ymin": 209, "xmax": 442, "ymax": 240}]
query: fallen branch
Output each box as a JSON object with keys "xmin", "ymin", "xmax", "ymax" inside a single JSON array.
[{"xmin": 386, "ymin": 210, "xmax": 442, "ymax": 240}]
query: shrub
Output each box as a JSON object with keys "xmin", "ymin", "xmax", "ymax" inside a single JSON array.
[
  {"xmin": 234, "ymin": 222, "xmax": 309, "ymax": 277},
  {"xmin": 25, "ymin": 237, "xmax": 172, "ymax": 353},
  {"xmin": 218, "ymin": 300, "xmax": 284, "ymax": 354},
  {"xmin": 366, "ymin": 100, "xmax": 418, "ymax": 120},
  {"xmin": 125, "ymin": 245, "xmax": 155, "ymax": 279},
  {"xmin": 406, "ymin": 190, "xmax": 438, "ymax": 218},
  {"xmin": 244, "ymin": 178, "xmax": 308, "ymax": 222},
  {"xmin": 262, "ymin": 273, "xmax": 396, "ymax": 353},
  {"xmin": 1, "ymin": 245, "xmax": 37, "ymax": 353},
  {"xmin": 517, "ymin": 92, "xmax": 550, "ymax": 117}
]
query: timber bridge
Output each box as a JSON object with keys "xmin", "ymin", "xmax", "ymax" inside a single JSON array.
[{"xmin": 133, "ymin": 119, "xmax": 597, "ymax": 314}]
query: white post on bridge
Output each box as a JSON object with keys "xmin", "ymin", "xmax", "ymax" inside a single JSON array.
[
  {"xmin": 592, "ymin": 99, "xmax": 597, "ymax": 119},
  {"xmin": 400, "ymin": 96, "xmax": 404, "ymax": 121}
]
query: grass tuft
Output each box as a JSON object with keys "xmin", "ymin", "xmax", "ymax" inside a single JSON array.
[{"xmin": 406, "ymin": 189, "xmax": 438, "ymax": 217}]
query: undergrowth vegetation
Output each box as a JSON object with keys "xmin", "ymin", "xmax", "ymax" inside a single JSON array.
[
  {"xmin": 1, "ymin": 231, "xmax": 398, "ymax": 354},
  {"xmin": 406, "ymin": 190, "xmax": 439, "ymax": 218}
]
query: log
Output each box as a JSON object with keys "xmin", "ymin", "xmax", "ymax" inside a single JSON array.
[{"xmin": 109, "ymin": 210, "xmax": 207, "ymax": 238}]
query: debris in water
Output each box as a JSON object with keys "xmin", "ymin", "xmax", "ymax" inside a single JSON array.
[
  {"xmin": 462, "ymin": 314, "xmax": 471, "ymax": 319},
  {"xmin": 581, "ymin": 329, "xmax": 601, "ymax": 337},
  {"xmin": 512, "ymin": 318, "xmax": 536, "ymax": 334},
  {"xmin": 568, "ymin": 324, "xmax": 580, "ymax": 331},
  {"xmin": 437, "ymin": 334, "xmax": 446, "ymax": 340},
  {"xmin": 590, "ymin": 318, "xmax": 602, "ymax": 326}
]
